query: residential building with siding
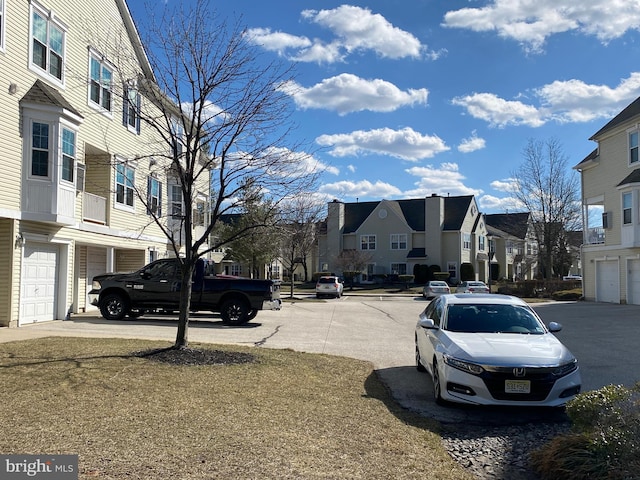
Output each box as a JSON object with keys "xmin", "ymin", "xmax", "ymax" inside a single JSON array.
[
  {"xmin": 0, "ymin": 0, "xmax": 208, "ymax": 326},
  {"xmin": 574, "ymin": 95, "xmax": 640, "ymax": 303}
]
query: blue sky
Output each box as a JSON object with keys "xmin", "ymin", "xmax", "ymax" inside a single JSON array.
[{"xmin": 127, "ymin": 0, "xmax": 640, "ymax": 213}]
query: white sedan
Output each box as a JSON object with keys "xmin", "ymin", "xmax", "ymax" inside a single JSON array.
[{"xmin": 415, "ymin": 294, "xmax": 581, "ymax": 407}]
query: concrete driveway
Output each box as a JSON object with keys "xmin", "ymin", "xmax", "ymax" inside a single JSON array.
[{"xmin": 2, "ymin": 297, "xmax": 639, "ymax": 425}]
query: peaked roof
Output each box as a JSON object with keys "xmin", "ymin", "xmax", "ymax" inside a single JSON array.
[
  {"xmin": 590, "ymin": 96, "xmax": 640, "ymax": 140},
  {"xmin": 20, "ymin": 80, "xmax": 83, "ymax": 120},
  {"xmin": 617, "ymin": 168, "xmax": 640, "ymax": 187},
  {"xmin": 485, "ymin": 212, "xmax": 530, "ymax": 239},
  {"xmin": 341, "ymin": 195, "xmax": 474, "ymax": 233}
]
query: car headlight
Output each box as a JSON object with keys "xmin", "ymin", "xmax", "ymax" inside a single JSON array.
[
  {"xmin": 552, "ymin": 358, "xmax": 578, "ymax": 377},
  {"xmin": 92, "ymin": 280, "xmax": 101, "ymax": 290},
  {"xmin": 443, "ymin": 354, "xmax": 484, "ymax": 375}
]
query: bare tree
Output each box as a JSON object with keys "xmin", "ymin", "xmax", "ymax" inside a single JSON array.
[
  {"xmin": 279, "ymin": 197, "xmax": 324, "ymax": 298},
  {"xmin": 119, "ymin": 0, "xmax": 318, "ymax": 348},
  {"xmin": 332, "ymin": 249, "xmax": 373, "ymax": 290},
  {"xmin": 512, "ymin": 138, "xmax": 581, "ymax": 279}
]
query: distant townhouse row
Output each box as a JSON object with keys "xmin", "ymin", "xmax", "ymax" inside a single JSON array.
[{"xmin": 316, "ymin": 195, "xmax": 540, "ymax": 285}]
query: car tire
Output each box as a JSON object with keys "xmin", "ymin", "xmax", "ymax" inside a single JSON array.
[
  {"xmin": 415, "ymin": 344, "xmax": 427, "ymax": 372},
  {"xmin": 99, "ymin": 293, "xmax": 129, "ymax": 321},
  {"xmin": 432, "ymin": 359, "xmax": 447, "ymax": 406},
  {"xmin": 220, "ymin": 298, "xmax": 249, "ymax": 326},
  {"xmin": 246, "ymin": 309, "xmax": 258, "ymax": 321}
]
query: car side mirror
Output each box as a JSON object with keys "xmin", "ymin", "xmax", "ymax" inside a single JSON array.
[
  {"xmin": 548, "ymin": 321, "xmax": 563, "ymax": 333},
  {"xmin": 418, "ymin": 317, "xmax": 437, "ymax": 329}
]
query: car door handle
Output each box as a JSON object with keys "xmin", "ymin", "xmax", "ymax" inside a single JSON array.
[{"xmin": 160, "ymin": 279, "xmax": 168, "ymax": 283}]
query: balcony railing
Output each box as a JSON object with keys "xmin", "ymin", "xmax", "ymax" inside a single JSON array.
[
  {"xmin": 83, "ymin": 192, "xmax": 107, "ymax": 224},
  {"xmin": 586, "ymin": 227, "xmax": 605, "ymax": 245}
]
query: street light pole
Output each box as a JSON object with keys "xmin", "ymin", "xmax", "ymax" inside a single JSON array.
[{"xmin": 487, "ymin": 235, "xmax": 493, "ymax": 293}]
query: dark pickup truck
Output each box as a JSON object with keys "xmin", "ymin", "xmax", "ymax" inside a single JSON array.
[{"xmin": 88, "ymin": 258, "xmax": 281, "ymax": 325}]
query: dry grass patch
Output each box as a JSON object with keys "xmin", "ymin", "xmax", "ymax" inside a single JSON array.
[{"xmin": 0, "ymin": 337, "xmax": 470, "ymax": 480}]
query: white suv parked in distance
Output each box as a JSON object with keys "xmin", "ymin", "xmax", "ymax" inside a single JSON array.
[{"xmin": 316, "ymin": 276, "xmax": 344, "ymax": 299}]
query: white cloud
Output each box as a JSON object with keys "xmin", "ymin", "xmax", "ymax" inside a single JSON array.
[
  {"xmin": 453, "ymin": 73, "xmax": 640, "ymax": 128},
  {"xmin": 319, "ymin": 179, "xmax": 402, "ymax": 199},
  {"xmin": 316, "ymin": 127, "xmax": 449, "ymax": 161},
  {"xmin": 347, "ymin": 165, "xmax": 356, "ymax": 173},
  {"xmin": 404, "ymin": 163, "xmax": 482, "ymax": 197},
  {"xmin": 457, "ymin": 131, "xmax": 486, "ymax": 153},
  {"xmin": 301, "ymin": 5, "xmax": 423, "ymax": 59},
  {"xmin": 490, "ymin": 178, "xmax": 518, "ymax": 193},
  {"xmin": 479, "ymin": 194, "xmax": 524, "ymax": 211},
  {"xmin": 452, "ymin": 93, "xmax": 546, "ymax": 128},
  {"xmin": 262, "ymin": 147, "xmax": 340, "ymax": 177},
  {"xmin": 443, "ymin": 0, "xmax": 640, "ymax": 53},
  {"xmin": 247, "ymin": 5, "xmax": 435, "ymax": 64},
  {"xmin": 283, "ymin": 74, "xmax": 428, "ymax": 115}
]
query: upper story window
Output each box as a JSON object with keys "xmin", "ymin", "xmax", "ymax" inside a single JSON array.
[
  {"xmin": 171, "ymin": 117, "xmax": 184, "ymax": 157},
  {"xmin": 463, "ymin": 233, "xmax": 471, "ymax": 250},
  {"xmin": 0, "ymin": 0, "xmax": 6, "ymax": 52},
  {"xmin": 115, "ymin": 162, "xmax": 135, "ymax": 209},
  {"xmin": 89, "ymin": 52, "xmax": 113, "ymax": 112},
  {"xmin": 623, "ymin": 192, "xmax": 633, "ymax": 225},
  {"xmin": 360, "ymin": 234, "xmax": 376, "ymax": 250},
  {"xmin": 123, "ymin": 83, "xmax": 141, "ymax": 134},
  {"xmin": 61, "ymin": 128, "xmax": 75, "ymax": 183},
  {"xmin": 630, "ymin": 131, "xmax": 639, "ymax": 165},
  {"xmin": 31, "ymin": 121, "xmax": 50, "ymax": 178},
  {"xmin": 478, "ymin": 235, "xmax": 486, "ymax": 251},
  {"xmin": 147, "ymin": 176, "xmax": 162, "ymax": 216},
  {"xmin": 390, "ymin": 233, "xmax": 407, "ymax": 250},
  {"xmin": 170, "ymin": 184, "xmax": 183, "ymax": 218},
  {"xmin": 30, "ymin": 3, "xmax": 66, "ymax": 84}
]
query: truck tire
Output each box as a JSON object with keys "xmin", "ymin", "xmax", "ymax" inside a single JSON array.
[
  {"xmin": 220, "ymin": 298, "xmax": 249, "ymax": 326},
  {"xmin": 99, "ymin": 293, "xmax": 129, "ymax": 320}
]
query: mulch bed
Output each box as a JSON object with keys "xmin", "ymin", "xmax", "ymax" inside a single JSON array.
[{"xmin": 134, "ymin": 347, "xmax": 256, "ymax": 366}]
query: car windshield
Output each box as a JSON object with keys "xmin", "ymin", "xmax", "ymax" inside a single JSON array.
[{"xmin": 445, "ymin": 304, "xmax": 545, "ymax": 334}]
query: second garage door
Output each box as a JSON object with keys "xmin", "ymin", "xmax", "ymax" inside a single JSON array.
[{"xmin": 596, "ymin": 260, "xmax": 619, "ymax": 304}]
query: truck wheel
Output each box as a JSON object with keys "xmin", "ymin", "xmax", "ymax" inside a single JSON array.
[
  {"xmin": 99, "ymin": 293, "xmax": 129, "ymax": 320},
  {"xmin": 220, "ymin": 299, "xmax": 249, "ymax": 326}
]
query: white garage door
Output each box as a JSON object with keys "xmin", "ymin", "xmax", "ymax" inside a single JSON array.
[
  {"xmin": 21, "ymin": 243, "xmax": 59, "ymax": 325},
  {"xmin": 628, "ymin": 260, "xmax": 640, "ymax": 305},
  {"xmin": 596, "ymin": 260, "xmax": 619, "ymax": 304},
  {"xmin": 86, "ymin": 247, "xmax": 107, "ymax": 312}
]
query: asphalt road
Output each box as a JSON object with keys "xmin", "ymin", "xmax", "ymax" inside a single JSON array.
[{"xmin": 2, "ymin": 296, "xmax": 639, "ymax": 425}]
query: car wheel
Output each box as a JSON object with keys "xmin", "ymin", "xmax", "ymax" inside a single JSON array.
[
  {"xmin": 99, "ymin": 293, "xmax": 128, "ymax": 320},
  {"xmin": 246, "ymin": 309, "xmax": 258, "ymax": 320},
  {"xmin": 220, "ymin": 298, "xmax": 249, "ymax": 326},
  {"xmin": 415, "ymin": 344, "xmax": 426, "ymax": 372},
  {"xmin": 432, "ymin": 359, "xmax": 447, "ymax": 405}
]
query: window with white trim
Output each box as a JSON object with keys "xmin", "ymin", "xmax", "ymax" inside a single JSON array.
[
  {"xmin": 360, "ymin": 234, "xmax": 376, "ymax": 250},
  {"xmin": 170, "ymin": 184, "xmax": 183, "ymax": 218},
  {"xmin": 623, "ymin": 192, "xmax": 633, "ymax": 225},
  {"xmin": 61, "ymin": 128, "xmax": 75, "ymax": 183},
  {"xmin": 171, "ymin": 116, "xmax": 184, "ymax": 157},
  {"xmin": 447, "ymin": 262, "xmax": 457, "ymax": 282},
  {"xmin": 147, "ymin": 176, "xmax": 162, "ymax": 216},
  {"xmin": 463, "ymin": 233, "xmax": 471, "ymax": 250},
  {"xmin": 123, "ymin": 83, "xmax": 140, "ymax": 134},
  {"xmin": 230, "ymin": 264, "xmax": 242, "ymax": 276},
  {"xmin": 115, "ymin": 162, "xmax": 135, "ymax": 208},
  {"xmin": 89, "ymin": 52, "xmax": 113, "ymax": 112},
  {"xmin": 30, "ymin": 3, "xmax": 66, "ymax": 83},
  {"xmin": 479, "ymin": 235, "xmax": 485, "ymax": 251},
  {"xmin": 390, "ymin": 233, "xmax": 407, "ymax": 250},
  {"xmin": 630, "ymin": 131, "xmax": 639, "ymax": 165},
  {"xmin": 31, "ymin": 121, "xmax": 50, "ymax": 178}
]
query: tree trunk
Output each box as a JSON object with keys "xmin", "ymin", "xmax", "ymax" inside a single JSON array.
[{"xmin": 174, "ymin": 262, "xmax": 195, "ymax": 349}]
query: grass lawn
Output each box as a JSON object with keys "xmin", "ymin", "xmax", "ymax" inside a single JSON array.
[{"xmin": 0, "ymin": 337, "xmax": 472, "ymax": 479}]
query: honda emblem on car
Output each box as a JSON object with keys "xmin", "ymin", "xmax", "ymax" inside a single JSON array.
[{"xmin": 513, "ymin": 367, "xmax": 526, "ymax": 377}]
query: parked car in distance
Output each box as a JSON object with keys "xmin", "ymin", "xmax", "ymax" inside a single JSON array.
[
  {"xmin": 563, "ymin": 275, "xmax": 582, "ymax": 281},
  {"xmin": 456, "ymin": 280, "xmax": 490, "ymax": 294},
  {"xmin": 415, "ymin": 294, "xmax": 581, "ymax": 407},
  {"xmin": 316, "ymin": 276, "xmax": 344, "ymax": 298},
  {"xmin": 423, "ymin": 280, "xmax": 451, "ymax": 299}
]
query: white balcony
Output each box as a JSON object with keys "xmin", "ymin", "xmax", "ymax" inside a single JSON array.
[{"xmin": 83, "ymin": 192, "xmax": 107, "ymax": 224}]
